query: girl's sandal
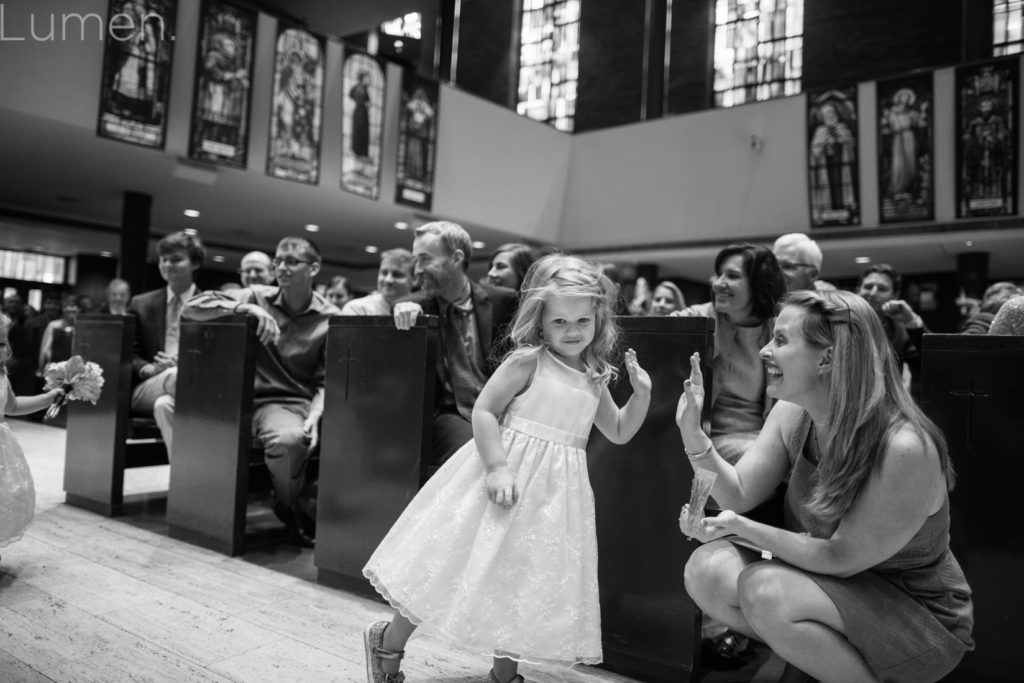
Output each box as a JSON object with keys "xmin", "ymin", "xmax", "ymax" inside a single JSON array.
[{"xmin": 364, "ymin": 621, "xmax": 405, "ymax": 683}]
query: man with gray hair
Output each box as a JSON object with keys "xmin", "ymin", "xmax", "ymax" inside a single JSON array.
[
  {"xmin": 393, "ymin": 221, "xmax": 518, "ymax": 468},
  {"xmin": 772, "ymin": 232, "xmax": 826, "ymax": 292}
]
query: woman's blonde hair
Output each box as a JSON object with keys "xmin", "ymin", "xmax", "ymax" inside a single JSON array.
[
  {"xmin": 783, "ymin": 289, "xmax": 953, "ymax": 525},
  {"xmin": 506, "ymin": 253, "xmax": 620, "ymax": 383}
]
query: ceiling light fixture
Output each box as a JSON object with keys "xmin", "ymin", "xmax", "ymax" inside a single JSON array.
[
  {"xmin": 965, "ymin": 240, "xmax": 974, "ymax": 247},
  {"xmin": 212, "ymin": 255, "xmax": 225, "ymax": 263},
  {"xmin": 394, "ymin": 221, "xmax": 409, "ymax": 230},
  {"xmin": 100, "ymin": 251, "xmax": 113, "ymax": 258},
  {"xmin": 183, "ymin": 209, "xmax": 200, "ymax": 218},
  {"xmin": 365, "ymin": 245, "xmax": 379, "ymax": 254},
  {"xmin": 183, "ymin": 228, "xmax": 198, "ymax": 236},
  {"xmin": 305, "ymin": 224, "xmax": 320, "ymax": 232},
  {"xmin": 472, "ymin": 241, "xmax": 486, "ymax": 249},
  {"xmin": 854, "ymin": 256, "xmax": 871, "ymax": 264}
]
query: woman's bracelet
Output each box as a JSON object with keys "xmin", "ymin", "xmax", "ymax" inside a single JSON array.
[{"xmin": 684, "ymin": 440, "xmax": 713, "ymax": 460}]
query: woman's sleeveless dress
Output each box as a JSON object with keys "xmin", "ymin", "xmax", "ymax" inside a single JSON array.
[
  {"xmin": 0, "ymin": 376, "xmax": 36, "ymax": 547},
  {"xmin": 364, "ymin": 350, "xmax": 604, "ymax": 666},
  {"xmin": 783, "ymin": 411, "xmax": 974, "ymax": 682}
]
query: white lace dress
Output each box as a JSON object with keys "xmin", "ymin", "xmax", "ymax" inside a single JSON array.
[
  {"xmin": 364, "ymin": 350, "xmax": 603, "ymax": 666},
  {"xmin": 0, "ymin": 376, "xmax": 36, "ymax": 548}
]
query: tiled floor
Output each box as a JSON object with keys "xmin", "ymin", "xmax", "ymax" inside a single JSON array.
[{"xmin": 0, "ymin": 419, "xmax": 782, "ymax": 682}]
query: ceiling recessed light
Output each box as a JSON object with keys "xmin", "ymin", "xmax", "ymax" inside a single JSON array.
[
  {"xmin": 183, "ymin": 228, "xmax": 198, "ymax": 236},
  {"xmin": 183, "ymin": 209, "xmax": 200, "ymax": 218},
  {"xmin": 305, "ymin": 223, "xmax": 320, "ymax": 232},
  {"xmin": 100, "ymin": 251, "xmax": 113, "ymax": 258},
  {"xmin": 395, "ymin": 221, "xmax": 409, "ymax": 230},
  {"xmin": 855, "ymin": 256, "xmax": 871, "ymax": 264},
  {"xmin": 212, "ymin": 255, "xmax": 225, "ymax": 263},
  {"xmin": 472, "ymin": 241, "xmax": 486, "ymax": 249},
  {"xmin": 965, "ymin": 240, "xmax": 974, "ymax": 247},
  {"xmin": 365, "ymin": 245, "xmax": 379, "ymax": 254}
]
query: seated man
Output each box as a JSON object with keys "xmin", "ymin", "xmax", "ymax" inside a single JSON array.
[
  {"xmin": 183, "ymin": 236, "xmax": 340, "ymax": 548},
  {"xmin": 238, "ymin": 251, "xmax": 275, "ymax": 287},
  {"xmin": 100, "ymin": 278, "xmax": 131, "ymax": 315},
  {"xmin": 340, "ymin": 248, "xmax": 414, "ymax": 315},
  {"xmin": 771, "ymin": 232, "xmax": 832, "ymax": 293},
  {"xmin": 128, "ymin": 231, "xmax": 205, "ymax": 458},
  {"xmin": 393, "ymin": 221, "xmax": 518, "ymax": 467}
]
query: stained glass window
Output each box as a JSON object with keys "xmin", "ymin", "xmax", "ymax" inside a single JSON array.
[
  {"xmin": 0, "ymin": 249, "xmax": 66, "ymax": 284},
  {"xmin": 994, "ymin": 1, "xmax": 1024, "ymax": 55},
  {"xmin": 516, "ymin": 0, "xmax": 580, "ymax": 132},
  {"xmin": 380, "ymin": 12, "xmax": 422, "ymax": 40},
  {"xmin": 713, "ymin": 0, "xmax": 803, "ymax": 108}
]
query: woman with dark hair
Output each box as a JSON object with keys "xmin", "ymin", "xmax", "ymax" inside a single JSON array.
[
  {"xmin": 674, "ymin": 243, "xmax": 786, "ymax": 463},
  {"xmin": 677, "ymin": 290, "xmax": 974, "ymax": 682},
  {"xmin": 484, "ymin": 243, "xmax": 535, "ymax": 292}
]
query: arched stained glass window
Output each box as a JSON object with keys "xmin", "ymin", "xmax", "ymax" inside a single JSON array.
[
  {"xmin": 713, "ymin": 0, "xmax": 803, "ymax": 108},
  {"xmin": 516, "ymin": 0, "xmax": 580, "ymax": 132},
  {"xmin": 994, "ymin": 1, "xmax": 1024, "ymax": 55}
]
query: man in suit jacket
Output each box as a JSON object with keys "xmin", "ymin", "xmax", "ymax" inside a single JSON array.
[
  {"xmin": 393, "ymin": 221, "xmax": 518, "ymax": 468},
  {"xmin": 127, "ymin": 231, "xmax": 205, "ymax": 458}
]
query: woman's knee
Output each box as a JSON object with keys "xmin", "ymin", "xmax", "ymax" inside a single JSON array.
[
  {"xmin": 684, "ymin": 541, "xmax": 741, "ymax": 603},
  {"xmin": 736, "ymin": 563, "xmax": 796, "ymax": 633}
]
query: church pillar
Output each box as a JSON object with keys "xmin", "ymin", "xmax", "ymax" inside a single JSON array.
[{"xmin": 119, "ymin": 191, "xmax": 151, "ymax": 295}]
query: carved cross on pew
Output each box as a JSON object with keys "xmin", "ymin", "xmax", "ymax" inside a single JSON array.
[
  {"xmin": 180, "ymin": 329, "xmax": 206, "ymax": 387},
  {"xmin": 338, "ymin": 346, "xmax": 360, "ymax": 401},
  {"xmin": 948, "ymin": 376, "xmax": 992, "ymax": 455}
]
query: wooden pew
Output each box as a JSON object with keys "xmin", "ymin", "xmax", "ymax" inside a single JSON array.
[
  {"xmin": 315, "ymin": 315, "xmax": 713, "ymax": 681},
  {"xmin": 587, "ymin": 316, "xmax": 714, "ymax": 683},
  {"xmin": 921, "ymin": 334, "xmax": 1024, "ymax": 683},
  {"xmin": 167, "ymin": 316, "xmax": 272, "ymax": 556},
  {"xmin": 315, "ymin": 315, "xmax": 438, "ymax": 591},
  {"xmin": 64, "ymin": 314, "xmax": 167, "ymax": 516}
]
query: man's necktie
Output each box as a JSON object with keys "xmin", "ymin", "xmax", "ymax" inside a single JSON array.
[
  {"xmin": 165, "ymin": 295, "xmax": 182, "ymax": 357},
  {"xmin": 443, "ymin": 302, "xmax": 482, "ymax": 420}
]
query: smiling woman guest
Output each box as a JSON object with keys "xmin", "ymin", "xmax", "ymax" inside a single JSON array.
[
  {"xmin": 484, "ymin": 243, "xmax": 536, "ymax": 292},
  {"xmin": 341, "ymin": 248, "xmax": 414, "ymax": 315},
  {"xmin": 673, "ymin": 243, "xmax": 786, "ymax": 464},
  {"xmin": 676, "ymin": 290, "xmax": 974, "ymax": 682}
]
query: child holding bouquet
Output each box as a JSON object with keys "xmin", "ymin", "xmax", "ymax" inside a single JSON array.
[{"xmin": 0, "ymin": 313, "xmax": 65, "ymax": 550}]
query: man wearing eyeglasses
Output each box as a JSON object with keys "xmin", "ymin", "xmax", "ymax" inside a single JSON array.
[
  {"xmin": 184, "ymin": 236, "xmax": 341, "ymax": 548},
  {"xmin": 238, "ymin": 250, "xmax": 275, "ymax": 287},
  {"xmin": 772, "ymin": 233, "xmax": 826, "ymax": 292}
]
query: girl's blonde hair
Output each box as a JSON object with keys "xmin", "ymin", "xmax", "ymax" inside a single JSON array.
[
  {"xmin": 505, "ymin": 253, "xmax": 620, "ymax": 383},
  {"xmin": 783, "ymin": 290, "xmax": 953, "ymax": 525},
  {"xmin": 0, "ymin": 312, "xmax": 11, "ymax": 373}
]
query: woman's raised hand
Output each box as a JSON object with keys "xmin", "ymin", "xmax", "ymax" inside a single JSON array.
[{"xmin": 675, "ymin": 352, "xmax": 705, "ymax": 432}]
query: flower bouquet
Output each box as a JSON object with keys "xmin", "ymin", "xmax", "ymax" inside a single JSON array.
[{"xmin": 41, "ymin": 355, "xmax": 105, "ymax": 421}]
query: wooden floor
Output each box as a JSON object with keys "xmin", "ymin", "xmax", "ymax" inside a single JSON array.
[{"xmin": 0, "ymin": 419, "xmax": 784, "ymax": 682}]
